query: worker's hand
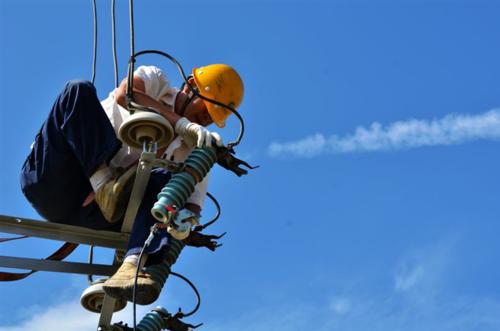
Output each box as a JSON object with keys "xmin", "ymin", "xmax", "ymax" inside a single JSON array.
[{"xmin": 175, "ymin": 117, "xmax": 224, "ymax": 148}]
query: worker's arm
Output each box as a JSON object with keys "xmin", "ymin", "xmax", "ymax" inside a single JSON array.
[
  {"xmin": 114, "ymin": 76, "xmax": 182, "ymax": 127},
  {"xmin": 114, "ymin": 75, "xmax": 222, "ymax": 148}
]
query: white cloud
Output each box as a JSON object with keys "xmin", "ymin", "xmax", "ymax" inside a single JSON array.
[
  {"xmin": 268, "ymin": 110, "xmax": 500, "ymax": 157},
  {"xmin": 329, "ymin": 297, "xmax": 352, "ymax": 315},
  {"xmin": 205, "ymin": 303, "xmax": 316, "ymax": 331},
  {"xmin": 394, "ymin": 263, "xmax": 425, "ymax": 292},
  {"xmin": 3, "ymin": 236, "xmax": 500, "ymax": 331},
  {"xmin": 0, "ymin": 301, "xmax": 96, "ymax": 331},
  {"xmin": 205, "ymin": 235, "xmax": 500, "ymax": 331},
  {"xmin": 269, "ymin": 133, "xmax": 327, "ymax": 158},
  {"xmin": 0, "ymin": 299, "xmax": 150, "ymax": 331},
  {"xmin": 393, "ymin": 237, "xmax": 456, "ymax": 297}
]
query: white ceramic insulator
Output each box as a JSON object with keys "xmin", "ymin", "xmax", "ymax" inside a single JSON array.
[
  {"xmin": 80, "ymin": 281, "xmax": 127, "ymax": 313},
  {"xmin": 118, "ymin": 111, "xmax": 174, "ymax": 149}
]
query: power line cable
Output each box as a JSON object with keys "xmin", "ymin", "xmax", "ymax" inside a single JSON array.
[
  {"xmin": 91, "ymin": 0, "xmax": 97, "ymax": 84},
  {"xmin": 111, "ymin": 0, "xmax": 119, "ymax": 87},
  {"xmin": 128, "ymin": 0, "xmax": 135, "ymax": 59}
]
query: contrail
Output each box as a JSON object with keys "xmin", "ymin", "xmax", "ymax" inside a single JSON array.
[{"xmin": 268, "ymin": 110, "xmax": 500, "ymax": 158}]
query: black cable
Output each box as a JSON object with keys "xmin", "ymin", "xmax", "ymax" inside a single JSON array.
[
  {"xmin": 196, "ymin": 192, "xmax": 221, "ymax": 231},
  {"xmin": 133, "ymin": 224, "xmax": 159, "ymax": 330},
  {"xmin": 128, "ymin": 4, "xmax": 139, "ymax": 326},
  {"xmin": 124, "ymin": 0, "xmax": 245, "ymax": 146},
  {"xmin": 111, "ymin": 0, "xmax": 119, "ymax": 88},
  {"xmin": 91, "ymin": 0, "xmax": 97, "ymax": 85},
  {"xmin": 170, "ymin": 271, "xmax": 201, "ymax": 318},
  {"xmin": 129, "ymin": 0, "xmax": 135, "ymax": 60},
  {"xmin": 124, "ymin": 49, "xmax": 245, "ymax": 147},
  {"xmin": 133, "ymin": 242, "xmax": 149, "ymax": 331},
  {"xmin": 124, "ymin": 0, "xmax": 240, "ymax": 140},
  {"xmin": 131, "ymin": 227, "xmax": 202, "ymax": 327},
  {"xmin": 0, "ymin": 235, "xmax": 28, "ymax": 243},
  {"xmin": 122, "ymin": 2, "xmax": 224, "ymax": 324},
  {"xmin": 87, "ymin": 245, "xmax": 94, "ymax": 284},
  {"xmin": 195, "ymin": 92, "xmax": 245, "ymax": 149},
  {"xmin": 89, "ymin": 0, "xmax": 98, "ymax": 275}
]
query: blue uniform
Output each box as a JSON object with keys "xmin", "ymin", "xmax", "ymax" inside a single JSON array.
[{"xmin": 20, "ymin": 80, "xmax": 170, "ymax": 255}]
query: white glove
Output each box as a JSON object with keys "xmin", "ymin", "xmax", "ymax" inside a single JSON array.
[{"xmin": 175, "ymin": 117, "xmax": 223, "ymax": 148}]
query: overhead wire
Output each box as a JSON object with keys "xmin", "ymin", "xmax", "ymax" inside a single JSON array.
[
  {"xmin": 128, "ymin": 0, "xmax": 135, "ymax": 59},
  {"xmin": 84, "ymin": 0, "xmax": 233, "ymax": 327},
  {"xmin": 127, "ymin": 2, "xmax": 141, "ymax": 329},
  {"xmin": 87, "ymin": 0, "xmax": 98, "ymax": 285},
  {"xmin": 111, "ymin": 0, "xmax": 119, "ymax": 87},
  {"xmin": 125, "ymin": 3, "xmax": 204, "ymax": 328},
  {"xmin": 91, "ymin": 0, "xmax": 97, "ymax": 85},
  {"xmin": 87, "ymin": 245, "xmax": 95, "ymax": 284}
]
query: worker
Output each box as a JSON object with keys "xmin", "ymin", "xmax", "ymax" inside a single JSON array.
[{"xmin": 19, "ymin": 64, "xmax": 244, "ymax": 305}]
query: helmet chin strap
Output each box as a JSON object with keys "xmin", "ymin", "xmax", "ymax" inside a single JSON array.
[
  {"xmin": 178, "ymin": 90, "xmax": 196, "ymax": 118},
  {"xmin": 178, "ymin": 75, "xmax": 200, "ymax": 118}
]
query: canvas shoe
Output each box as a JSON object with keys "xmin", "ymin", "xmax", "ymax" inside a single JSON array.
[
  {"xmin": 103, "ymin": 262, "xmax": 161, "ymax": 305},
  {"xmin": 94, "ymin": 166, "xmax": 136, "ymax": 223}
]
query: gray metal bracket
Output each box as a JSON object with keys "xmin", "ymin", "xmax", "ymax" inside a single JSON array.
[
  {"xmin": 0, "ymin": 151, "xmax": 180, "ymax": 329},
  {"xmin": 0, "ymin": 215, "xmax": 128, "ymax": 249},
  {"xmin": 98, "ymin": 150, "xmax": 173, "ymax": 329},
  {"xmin": 0, "ymin": 255, "xmax": 117, "ymax": 276}
]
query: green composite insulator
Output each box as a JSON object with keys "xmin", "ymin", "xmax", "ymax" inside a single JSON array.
[
  {"xmin": 151, "ymin": 147, "xmax": 217, "ymax": 222},
  {"xmin": 145, "ymin": 237, "xmax": 185, "ymax": 288},
  {"xmin": 136, "ymin": 310, "xmax": 167, "ymax": 331},
  {"xmin": 147, "ymin": 147, "xmax": 216, "ymax": 288}
]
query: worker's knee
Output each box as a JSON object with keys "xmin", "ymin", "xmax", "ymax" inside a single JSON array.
[
  {"xmin": 63, "ymin": 79, "xmax": 96, "ymax": 97},
  {"xmin": 54, "ymin": 79, "xmax": 100, "ymax": 119}
]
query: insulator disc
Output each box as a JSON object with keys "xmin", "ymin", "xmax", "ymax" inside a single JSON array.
[{"xmin": 118, "ymin": 111, "xmax": 174, "ymax": 149}]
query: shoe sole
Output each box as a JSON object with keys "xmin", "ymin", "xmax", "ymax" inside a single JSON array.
[{"xmin": 103, "ymin": 281, "xmax": 160, "ymax": 305}]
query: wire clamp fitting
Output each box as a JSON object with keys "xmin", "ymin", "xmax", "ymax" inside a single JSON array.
[{"xmin": 184, "ymin": 231, "xmax": 226, "ymax": 251}]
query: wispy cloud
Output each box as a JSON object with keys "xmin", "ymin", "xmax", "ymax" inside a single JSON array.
[
  {"xmin": 207, "ymin": 235, "xmax": 500, "ymax": 331},
  {"xmin": 0, "ymin": 299, "xmax": 150, "ymax": 331},
  {"xmin": 329, "ymin": 297, "xmax": 352, "ymax": 315},
  {"xmin": 268, "ymin": 110, "xmax": 500, "ymax": 157},
  {"xmin": 3, "ymin": 236, "xmax": 500, "ymax": 331},
  {"xmin": 392, "ymin": 236, "xmax": 458, "ymax": 308},
  {"xmin": 0, "ymin": 300, "xmax": 96, "ymax": 331}
]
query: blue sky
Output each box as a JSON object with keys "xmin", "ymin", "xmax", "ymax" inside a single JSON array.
[{"xmin": 1, "ymin": 0, "xmax": 500, "ymax": 330}]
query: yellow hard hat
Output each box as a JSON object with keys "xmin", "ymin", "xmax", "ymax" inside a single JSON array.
[{"xmin": 192, "ymin": 64, "xmax": 244, "ymax": 128}]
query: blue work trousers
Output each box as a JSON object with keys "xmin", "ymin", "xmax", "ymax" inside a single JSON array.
[{"xmin": 20, "ymin": 80, "xmax": 170, "ymax": 255}]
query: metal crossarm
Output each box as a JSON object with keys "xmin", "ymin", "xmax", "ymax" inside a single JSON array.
[
  {"xmin": 0, "ymin": 215, "xmax": 129, "ymax": 249},
  {"xmin": 0, "ymin": 255, "xmax": 117, "ymax": 276}
]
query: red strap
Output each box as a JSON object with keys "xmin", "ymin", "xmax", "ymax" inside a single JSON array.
[{"xmin": 0, "ymin": 242, "xmax": 79, "ymax": 282}]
